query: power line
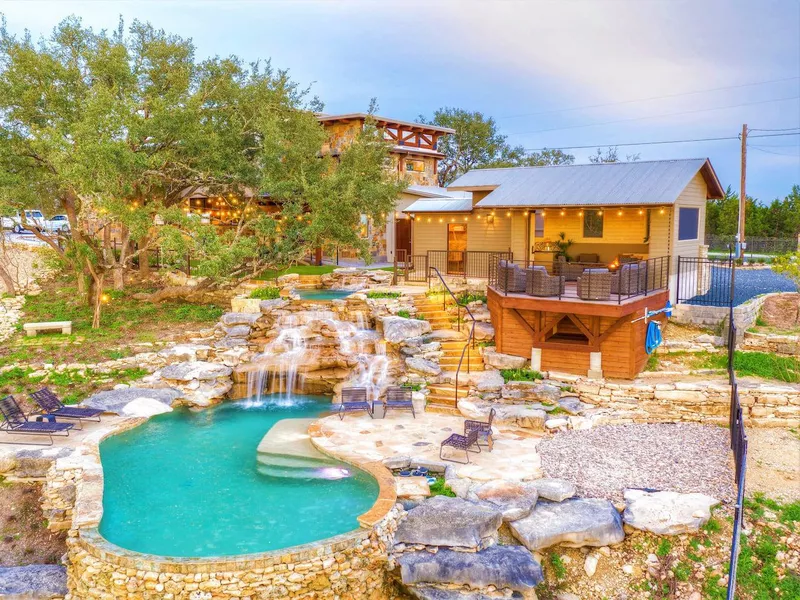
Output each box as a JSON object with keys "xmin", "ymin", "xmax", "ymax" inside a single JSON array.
[
  {"xmin": 507, "ymin": 96, "xmax": 800, "ymax": 137},
  {"xmin": 748, "ymin": 126, "xmax": 800, "ymax": 132},
  {"xmin": 499, "ymin": 76, "xmax": 800, "ymax": 121},
  {"xmin": 750, "ymin": 146, "xmax": 800, "ymax": 157},
  {"xmin": 523, "ymin": 131, "xmax": 800, "ymax": 152}
]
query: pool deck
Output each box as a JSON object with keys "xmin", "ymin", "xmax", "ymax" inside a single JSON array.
[{"xmin": 309, "ymin": 411, "xmax": 544, "ymax": 482}]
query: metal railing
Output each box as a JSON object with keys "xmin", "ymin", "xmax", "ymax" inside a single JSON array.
[
  {"xmin": 394, "ymin": 250, "xmax": 512, "ymax": 284},
  {"xmin": 488, "ymin": 256, "xmax": 670, "ymax": 304},
  {"xmin": 428, "ymin": 266, "xmax": 476, "ymax": 406},
  {"xmin": 706, "ymin": 234, "xmax": 798, "ymax": 255},
  {"xmin": 676, "ymin": 256, "xmax": 733, "ymax": 307},
  {"xmin": 725, "ymin": 256, "xmax": 748, "ymax": 600},
  {"xmin": 394, "ymin": 249, "xmax": 428, "ymax": 283}
]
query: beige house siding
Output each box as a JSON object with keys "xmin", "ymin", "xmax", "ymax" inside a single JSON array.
[
  {"xmin": 667, "ymin": 172, "xmax": 709, "ymax": 301},
  {"xmin": 412, "ymin": 213, "xmax": 520, "ymax": 256}
]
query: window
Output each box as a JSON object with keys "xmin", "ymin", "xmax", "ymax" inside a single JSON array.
[
  {"xmin": 583, "ymin": 210, "xmax": 604, "ymax": 238},
  {"xmin": 534, "ymin": 212, "xmax": 545, "ymax": 238},
  {"xmin": 405, "ymin": 159, "xmax": 425, "ymax": 172},
  {"xmin": 678, "ymin": 207, "xmax": 699, "ymax": 241}
]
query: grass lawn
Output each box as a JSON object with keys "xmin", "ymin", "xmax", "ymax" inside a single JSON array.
[{"xmin": 647, "ymin": 349, "xmax": 800, "ymax": 383}]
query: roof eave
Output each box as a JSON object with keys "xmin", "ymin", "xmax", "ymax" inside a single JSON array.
[{"xmin": 700, "ymin": 159, "xmax": 725, "ymax": 199}]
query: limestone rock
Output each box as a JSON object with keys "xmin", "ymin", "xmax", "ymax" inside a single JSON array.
[
  {"xmin": 220, "ymin": 324, "xmax": 251, "ymax": 338},
  {"xmin": 482, "ymin": 349, "xmax": 526, "ymax": 370},
  {"xmin": 502, "ymin": 381, "xmax": 561, "ymax": 404},
  {"xmin": 406, "ymin": 357, "xmax": 442, "ymax": 377},
  {"xmin": 509, "ymin": 498, "xmax": 625, "ymax": 551},
  {"xmin": 383, "ymin": 316, "xmax": 432, "ymax": 344},
  {"xmin": 161, "ymin": 361, "xmax": 233, "ymax": 382},
  {"xmin": 468, "ymin": 480, "xmax": 539, "ymax": 521},
  {"xmin": 398, "ymin": 545, "xmax": 543, "ymax": 592},
  {"xmin": 406, "ymin": 586, "xmax": 512, "ymax": 600},
  {"xmin": 622, "ymin": 489, "xmax": 720, "ymax": 535},
  {"xmin": 120, "ymin": 397, "xmax": 174, "ymax": 418},
  {"xmin": 82, "ymin": 387, "xmax": 182, "ymax": 415},
  {"xmin": 0, "ymin": 565, "xmax": 67, "ymax": 598},
  {"xmin": 220, "ymin": 312, "xmax": 260, "ymax": 326},
  {"xmin": 558, "ymin": 397, "xmax": 593, "ymax": 415},
  {"xmin": 529, "ymin": 478, "xmax": 576, "ymax": 502},
  {"xmin": 395, "ymin": 496, "xmax": 503, "ymax": 548},
  {"xmin": 472, "ymin": 322, "xmax": 495, "ymax": 341},
  {"xmin": 424, "ymin": 330, "xmax": 467, "ymax": 342},
  {"xmin": 584, "ymin": 553, "xmax": 599, "ymax": 577},
  {"xmin": 157, "ymin": 344, "xmax": 212, "ymax": 363},
  {"xmin": 259, "ymin": 299, "xmax": 289, "ymax": 313},
  {"xmin": 10, "ymin": 447, "xmax": 74, "ymax": 479},
  {"xmin": 474, "ymin": 370, "xmax": 504, "ymax": 392}
]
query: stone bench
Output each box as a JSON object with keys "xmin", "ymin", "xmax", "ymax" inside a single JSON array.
[{"xmin": 23, "ymin": 321, "xmax": 72, "ymax": 336}]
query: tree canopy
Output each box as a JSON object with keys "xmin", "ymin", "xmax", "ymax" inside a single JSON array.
[
  {"xmin": 706, "ymin": 185, "xmax": 800, "ymax": 239},
  {"xmin": 419, "ymin": 107, "xmax": 574, "ymax": 186}
]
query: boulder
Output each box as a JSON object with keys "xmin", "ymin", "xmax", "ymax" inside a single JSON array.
[
  {"xmin": 220, "ymin": 312, "xmax": 261, "ymax": 326},
  {"xmin": 406, "ymin": 357, "xmax": 442, "ymax": 377},
  {"xmin": 82, "ymin": 387, "xmax": 183, "ymax": 415},
  {"xmin": 383, "ymin": 316, "xmax": 432, "ymax": 344},
  {"xmin": 276, "ymin": 273, "xmax": 300, "ymax": 285},
  {"xmin": 528, "ymin": 478, "xmax": 576, "ymax": 502},
  {"xmin": 157, "ymin": 344, "xmax": 212, "ymax": 363},
  {"xmin": 472, "ymin": 322, "xmax": 495, "ymax": 341},
  {"xmin": 406, "ymin": 586, "xmax": 514, "ymax": 600},
  {"xmin": 9, "ymin": 447, "xmax": 74, "ymax": 479},
  {"xmin": 468, "ymin": 480, "xmax": 539, "ymax": 521},
  {"xmin": 259, "ymin": 299, "xmax": 290, "ymax": 313},
  {"xmin": 398, "ymin": 545, "xmax": 543, "ymax": 592},
  {"xmin": 120, "ymin": 397, "xmax": 174, "ymax": 418},
  {"xmin": 220, "ymin": 324, "xmax": 251, "ymax": 338},
  {"xmin": 474, "ymin": 370, "xmax": 504, "ymax": 392},
  {"xmin": 382, "ymin": 456, "xmax": 412, "ymax": 470},
  {"xmin": 395, "ymin": 496, "xmax": 503, "ymax": 548},
  {"xmin": 0, "ymin": 565, "xmax": 67, "ymax": 599},
  {"xmin": 622, "ymin": 489, "xmax": 720, "ymax": 535},
  {"xmin": 424, "ymin": 330, "xmax": 467, "ymax": 342},
  {"xmin": 501, "ymin": 382, "xmax": 561, "ymax": 404},
  {"xmin": 482, "ymin": 349, "xmax": 526, "ymax": 370},
  {"xmin": 558, "ymin": 396, "xmax": 593, "ymax": 415},
  {"xmin": 509, "ymin": 498, "xmax": 625, "ymax": 551},
  {"xmin": 160, "ymin": 361, "xmax": 233, "ymax": 382}
]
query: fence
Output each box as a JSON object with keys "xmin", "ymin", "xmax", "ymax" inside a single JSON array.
[
  {"xmin": 394, "ymin": 249, "xmax": 428, "ymax": 283},
  {"xmin": 395, "ymin": 250, "xmax": 512, "ymax": 284},
  {"xmin": 706, "ymin": 234, "xmax": 798, "ymax": 255},
  {"xmin": 676, "ymin": 256, "xmax": 733, "ymax": 307},
  {"xmin": 488, "ymin": 256, "xmax": 670, "ymax": 304}
]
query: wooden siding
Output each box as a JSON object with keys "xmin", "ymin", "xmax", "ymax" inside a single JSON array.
[
  {"xmin": 411, "ymin": 213, "xmax": 518, "ymax": 256},
  {"xmin": 668, "ymin": 172, "xmax": 709, "ymax": 301}
]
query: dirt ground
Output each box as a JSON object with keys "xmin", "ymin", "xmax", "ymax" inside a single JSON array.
[
  {"xmin": 0, "ymin": 478, "xmax": 66, "ymax": 566},
  {"xmin": 746, "ymin": 427, "xmax": 800, "ymax": 502}
]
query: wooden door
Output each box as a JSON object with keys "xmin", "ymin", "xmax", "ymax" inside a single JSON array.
[
  {"xmin": 447, "ymin": 223, "xmax": 467, "ymax": 274},
  {"xmin": 395, "ymin": 218, "xmax": 412, "ymax": 260}
]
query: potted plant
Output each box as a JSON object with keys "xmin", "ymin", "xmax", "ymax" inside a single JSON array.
[{"xmin": 554, "ymin": 232, "xmax": 574, "ymax": 261}]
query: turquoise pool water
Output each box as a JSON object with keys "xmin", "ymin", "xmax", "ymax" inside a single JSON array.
[
  {"xmin": 98, "ymin": 395, "xmax": 378, "ymax": 557},
  {"xmin": 295, "ymin": 289, "xmax": 355, "ymax": 301}
]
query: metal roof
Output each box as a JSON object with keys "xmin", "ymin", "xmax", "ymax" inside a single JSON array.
[
  {"xmin": 448, "ymin": 159, "xmax": 724, "ymax": 208},
  {"xmin": 403, "ymin": 198, "xmax": 474, "ymax": 213},
  {"xmin": 406, "ymin": 185, "xmax": 472, "ymax": 199}
]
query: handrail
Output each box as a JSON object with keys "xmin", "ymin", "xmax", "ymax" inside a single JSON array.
[{"xmin": 428, "ymin": 266, "xmax": 476, "ymax": 408}]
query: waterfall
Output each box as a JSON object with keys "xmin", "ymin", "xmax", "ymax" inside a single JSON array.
[{"xmin": 246, "ymin": 314, "xmax": 310, "ymax": 405}]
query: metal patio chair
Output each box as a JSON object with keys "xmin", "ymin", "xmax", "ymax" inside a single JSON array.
[{"xmin": 0, "ymin": 395, "xmax": 74, "ymax": 446}]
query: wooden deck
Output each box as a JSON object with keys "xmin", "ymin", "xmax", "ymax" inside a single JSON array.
[{"xmin": 487, "ymin": 286, "xmax": 670, "ymax": 379}]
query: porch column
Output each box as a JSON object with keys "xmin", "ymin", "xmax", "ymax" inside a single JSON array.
[
  {"xmin": 588, "ymin": 351, "xmax": 603, "ymax": 379},
  {"xmin": 531, "ymin": 347, "xmax": 542, "ymax": 372}
]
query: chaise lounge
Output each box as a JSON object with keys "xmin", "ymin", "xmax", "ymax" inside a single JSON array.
[
  {"xmin": 440, "ymin": 429, "xmax": 481, "ymax": 464},
  {"xmin": 382, "ymin": 386, "xmax": 415, "ymax": 418},
  {"xmin": 30, "ymin": 388, "xmax": 103, "ymax": 429},
  {"xmin": 0, "ymin": 395, "xmax": 74, "ymax": 446},
  {"xmin": 338, "ymin": 387, "xmax": 373, "ymax": 420}
]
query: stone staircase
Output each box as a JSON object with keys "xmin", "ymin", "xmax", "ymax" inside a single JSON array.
[
  {"xmin": 425, "ymin": 383, "xmax": 468, "ymax": 411},
  {"xmin": 438, "ymin": 340, "xmax": 484, "ymax": 372},
  {"xmin": 412, "ymin": 296, "xmax": 457, "ymax": 332}
]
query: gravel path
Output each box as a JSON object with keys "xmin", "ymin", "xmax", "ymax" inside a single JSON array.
[
  {"xmin": 686, "ymin": 266, "xmax": 797, "ymax": 306},
  {"xmin": 538, "ymin": 423, "xmax": 735, "ymax": 503}
]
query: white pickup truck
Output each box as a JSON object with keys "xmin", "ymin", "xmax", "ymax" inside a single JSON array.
[{"xmin": 1, "ymin": 211, "xmax": 71, "ymax": 234}]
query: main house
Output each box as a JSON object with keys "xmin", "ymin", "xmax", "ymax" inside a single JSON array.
[{"xmin": 402, "ymin": 158, "xmax": 724, "ymax": 379}]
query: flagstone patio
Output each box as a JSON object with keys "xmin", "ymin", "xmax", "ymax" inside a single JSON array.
[{"xmin": 309, "ymin": 411, "xmax": 544, "ymax": 481}]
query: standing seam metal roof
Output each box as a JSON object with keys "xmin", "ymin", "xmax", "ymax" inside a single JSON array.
[{"xmin": 447, "ymin": 159, "xmax": 722, "ymax": 208}]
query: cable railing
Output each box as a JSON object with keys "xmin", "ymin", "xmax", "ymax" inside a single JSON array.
[{"xmin": 428, "ymin": 266, "xmax": 476, "ymax": 407}]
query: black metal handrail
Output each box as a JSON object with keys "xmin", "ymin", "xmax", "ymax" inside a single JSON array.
[{"xmin": 428, "ymin": 266, "xmax": 476, "ymax": 407}]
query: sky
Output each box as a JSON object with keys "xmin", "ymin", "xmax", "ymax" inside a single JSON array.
[{"xmin": 2, "ymin": 0, "xmax": 799, "ymax": 203}]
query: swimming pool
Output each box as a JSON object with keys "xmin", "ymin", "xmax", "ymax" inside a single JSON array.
[
  {"xmin": 98, "ymin": 395, "xmax": 378, "ymax": 557},
  {"xmin": 295, "ymin": 289, "xmax": 356, "ymax": 301}
]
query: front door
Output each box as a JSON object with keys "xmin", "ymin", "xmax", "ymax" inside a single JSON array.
[
  {"xmin": 447, "ymin": 223, "xmax": 467, "ymax": 274},
  {"xmin": 395, "ymin": 218, "xmax": 412, "ymax": 263}
]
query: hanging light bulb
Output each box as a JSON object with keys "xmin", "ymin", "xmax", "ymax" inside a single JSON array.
[
  {"xmin": 638, "ymin": 209, "xmax": 644, "ymax": 215},
  {"xmin": 560, "ymin": 210, "xmax": 565, "ymax": 216},
  {"xmin": 617, "ymin": 209, "xmax": 623, "ymax": 216},
  {"xmin": 506, "ymin": 211, "xmax": 511, "ymax": 217}
]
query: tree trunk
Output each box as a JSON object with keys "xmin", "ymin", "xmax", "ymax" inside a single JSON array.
[
  {"xmin": 139, "ymin": 235, "xmax": 151, "ymax": 277},
  {"xmin": 91, "ymin": 272, "xmax": 105, "ymax": 329},
  {"xmin": 0, "ymin": 263, "xmax": 15, "ymax": 295},
  {"xmin": 112, "ymin": 265, "xmax": 124, "ymax": 290}
]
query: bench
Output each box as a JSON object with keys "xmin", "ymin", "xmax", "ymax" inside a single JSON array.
[{"xmin": 23, "ymin": 321, "xmax": 72, "ymax": 337}]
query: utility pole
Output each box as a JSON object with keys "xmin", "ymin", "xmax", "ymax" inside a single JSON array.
[{"xmin": 737, "ymin": 124, "xmax": 748, "ymax": 259}]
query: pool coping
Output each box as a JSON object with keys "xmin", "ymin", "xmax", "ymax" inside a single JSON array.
[{"xmin": 67, "ymin": 401, "xmax": 397, "ymax": 569}]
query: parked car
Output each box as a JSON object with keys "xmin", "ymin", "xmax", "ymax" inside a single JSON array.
[
  {"xmin": 46, "ymin": 214, "xmax": 71, "ymax": 233},
  {"xmin": 1, "ymin": 210, "xmax": 47, "ymax": 233}
]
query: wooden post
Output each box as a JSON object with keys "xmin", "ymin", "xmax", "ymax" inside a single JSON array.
[
  {"xmin": 738, "ymin": 124, "xmax": 747, "ymax": 259},
  {"xmin": 314, "ymin": 247, "xmax": 322, "ymax": 266}
]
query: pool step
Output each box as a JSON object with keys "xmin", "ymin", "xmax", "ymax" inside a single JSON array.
[
  {"xmin": 256, "ymin": 464, "xmax": 348, "ymax": 480},
  {"xmin": 256, "ymin": 452, "xmax": 350, "ymax": 480}
]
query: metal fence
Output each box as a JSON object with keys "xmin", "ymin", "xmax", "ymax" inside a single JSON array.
[
  {"xmin": 395, "ymin": 250, "xmax": 512, "ymax": 283},
  {"xmin": 394, "ymin": 249, "xmax": 428, "ymax": 283},
  {"xmin": 706, "ymin": 234, "xmax": 798, "ymax": 255},
  {"xmin": 676, "ymin": 256, "xmax": 733, "ymax": 307}
]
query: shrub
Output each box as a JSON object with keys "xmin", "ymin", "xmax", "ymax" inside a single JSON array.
[
  {"xmin": 547, "ymin": 552, "xmax": 567, "ymax": 580},
  {"xmin": 429, "ymin": 478, "xmax": 456, "ymax": 497},
  {"xmin": 458, "ymin": 291, "xmax": 487, "ymax": 304},
  {"xmin": 249, "ymin": 287, "xmax": 281, "ymax": 300},
  {"xmin": 500, "ymin": 368, "xmax": 543, "ymax": 383},
  {"xmin": 396, "ymin": 309, "xmax": 411, "ymax": 318},
  {"xmin": 366, "ymin": 291, "xmax": 401, "ymax": 299}
]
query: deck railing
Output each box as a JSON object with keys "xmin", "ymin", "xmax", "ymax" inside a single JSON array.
[{"xmin": 488, "ymin": 256, "xmax": 670, "ymax": 304}]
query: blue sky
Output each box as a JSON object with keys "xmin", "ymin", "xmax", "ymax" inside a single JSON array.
[{"xmin": 3, "ymin": 0, "xmax": 799, "ymax": 202}]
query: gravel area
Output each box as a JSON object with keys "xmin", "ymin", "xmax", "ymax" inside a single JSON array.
[
  {"xmin": 538, "ymin": 423, "xmax": 735, "ymax": 503},
  {"xmin": 687, "ymin": 266, "xmax": 797, "ymax": 306}
]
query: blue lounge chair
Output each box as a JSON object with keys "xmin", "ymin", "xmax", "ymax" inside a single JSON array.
[
  {"xmin": 0, "ymin": 395, "xmax": 74, "ymax": 446},
  {"xmin": 30, "ymin": 388, "xmax": 103, "ymax": 429},
  {"xmin": 338, "ymin": 387, "xmax": 373, "ymax": 420},
  {"xmin": 382, "ymin": 386, "xmax": 415, "ymax": 418}
]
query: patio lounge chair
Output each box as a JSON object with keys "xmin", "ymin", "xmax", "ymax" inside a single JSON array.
[
  {"xmin": 338, "ymin": 387, "xmax": 373, "ymax": 420},
  {"xmin": 496, "ymin": 260, "xmax": 527, "ymax": 293},
  {"xmin": 30, "ymin": 388, "xmax": 103, "ymax": 429},
  {"xmin": 526, "ymin": 267, "xmax": 565, "ymax": 297},
  {"xmin": 382, "ymin": 386, "xmax": 415, "ymax": 418},
  {"xmin": 577, "ymin": 268, "xmax": 612, "ymax": 301},
  {"xmin": 464, "ymin": 407, "xmax": 496, "ymax": 451},
  {"xmin": 0, "ymin": 395, "xmax": 74, "ymax": 446},
  {"xmin": 440, "ymin": 429, "xmax": 481, "ymax": 464}
]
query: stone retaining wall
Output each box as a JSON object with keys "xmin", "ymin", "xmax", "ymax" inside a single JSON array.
[
  {"xmin": 548, "ymin": 374, "xmax": 800, "ymax": 428},
  {"xmin": 741, "ymin": 331, "xmax": 800, "ymax": 355},
  {"xmin": 672, "ymin": 292, "xmax": 787, "ymax": 340}
]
